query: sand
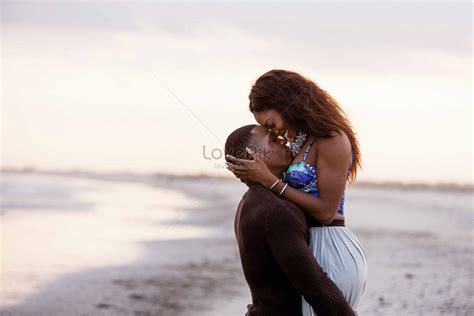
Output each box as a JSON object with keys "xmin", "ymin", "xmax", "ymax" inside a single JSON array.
[{"xmin": 1, "ymin": 173, "xmax": 472, "ymax": 316}]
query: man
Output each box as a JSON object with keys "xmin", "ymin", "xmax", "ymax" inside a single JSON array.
[{"xmin": 225, "ymin": 124, "xmax": 354, "ymax": 316}]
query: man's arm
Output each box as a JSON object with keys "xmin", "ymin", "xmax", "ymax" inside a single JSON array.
[{"xmin": 264, "ymin": 205, "xmax": 355, "ymax": 316}]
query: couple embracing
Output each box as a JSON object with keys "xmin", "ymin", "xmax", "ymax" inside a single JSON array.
[{"xmin": 225, "ymin": 70, "xmax": 368, "ymax": 316}]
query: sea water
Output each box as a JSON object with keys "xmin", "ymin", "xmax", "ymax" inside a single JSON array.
[{"xmin": 0, "ymin": 171, "xmax": 210, "ymax": 308}]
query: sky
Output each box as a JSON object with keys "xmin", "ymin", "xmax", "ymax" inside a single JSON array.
[{"xmin": 1, "ymin": 1, "xmax": 472, "ymax": 184}]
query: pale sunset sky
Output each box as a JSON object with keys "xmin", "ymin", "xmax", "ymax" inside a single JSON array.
[{"xmin": 1, "ymin": 1, "xmax": 472, "ymax": 184}]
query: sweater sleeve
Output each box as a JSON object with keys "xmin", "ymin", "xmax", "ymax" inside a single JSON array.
[{"xmin": 264, "ymin": 205, "xmax": 355, "ymax": 316}]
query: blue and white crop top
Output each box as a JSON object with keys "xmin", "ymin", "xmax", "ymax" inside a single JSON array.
[{"xmin": 283, "ymin": 138, "xmax": 353, "ymax": 215}]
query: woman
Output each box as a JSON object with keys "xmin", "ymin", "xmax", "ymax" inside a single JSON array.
[{"xmin": 226, "ymin": 69, "xmax": 368, "ymax": 315}]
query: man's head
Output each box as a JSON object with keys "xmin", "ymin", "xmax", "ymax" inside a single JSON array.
[{"xmin": 225, "ymin": 124, "xmax": 292, "ymax": 181}]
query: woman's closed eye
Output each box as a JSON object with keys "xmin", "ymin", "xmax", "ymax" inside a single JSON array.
[{"xmin": 264, "ymin": 119, "xmax": 276, "ymax": 130}]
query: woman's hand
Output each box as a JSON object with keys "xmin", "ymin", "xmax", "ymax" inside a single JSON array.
[{"xmin": 225, "ymin": 147, "xmax": 278, "ymax": 187}]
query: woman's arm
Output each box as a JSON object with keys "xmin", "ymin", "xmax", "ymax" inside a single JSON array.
[
  {"xmin": 227, "ymin": 134, "xmax": 352, "ymax": 225},
  {"xmin": 268, "ymin": 136, "xmax": 350, "ymax": 224}
]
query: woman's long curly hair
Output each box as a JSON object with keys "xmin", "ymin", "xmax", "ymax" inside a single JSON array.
[{"xmin": 249, "ymin": 69, "xmax": 361, "ymax": 183}]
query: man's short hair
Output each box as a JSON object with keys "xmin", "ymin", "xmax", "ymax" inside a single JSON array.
[{"xmin": 225, "ymin": 124, "xmax": 257, "ymax": 162}]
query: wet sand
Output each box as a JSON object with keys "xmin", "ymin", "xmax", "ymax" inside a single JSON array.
[{"xmin": 1, "ymin": 172, "xmax": 472, "ymax": 315}]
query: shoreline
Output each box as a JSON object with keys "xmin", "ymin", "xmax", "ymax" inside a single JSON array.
[{"xmin": 2, "ymin": 168, "xmax": 473, "ymax": 193}]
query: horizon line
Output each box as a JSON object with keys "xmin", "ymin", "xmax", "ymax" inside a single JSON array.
[{"xmin": 1, "ymin": 166, "xmax": 472, "ymax": 192}]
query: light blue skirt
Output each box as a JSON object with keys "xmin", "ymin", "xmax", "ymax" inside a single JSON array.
[{"xmin": 302, "ymin": 226, "xmax": 368, "ymax": 315}]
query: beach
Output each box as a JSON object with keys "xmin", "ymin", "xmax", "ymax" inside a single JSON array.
[{"xmin": 0, "ymin": 170, "xmax": 472, "ymax": 316}]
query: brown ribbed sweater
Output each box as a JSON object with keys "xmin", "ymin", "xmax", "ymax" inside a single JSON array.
[{"xmin": 234, "ymin": 185, "xmax": 355, "ymax": 316}]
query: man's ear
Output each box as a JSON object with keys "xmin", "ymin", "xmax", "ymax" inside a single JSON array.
[
  {"xmin": 246, "ymin": 146, "xmax": 261, "ymax": 162},
  {"xmin": 246, "ymin": 146, "xmax": 257, "ymax": 155}
]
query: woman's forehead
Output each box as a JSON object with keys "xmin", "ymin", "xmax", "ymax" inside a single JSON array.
[{"xmin": 254, "ymin": 109, "xmax": 280, "ymax": 122}]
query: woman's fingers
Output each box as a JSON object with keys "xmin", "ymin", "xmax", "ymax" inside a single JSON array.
[
  {"xmin": 226, "ymin": 163, "xmax": 248, "ymax": 178},
  {"xmin": 225, "ymin": 154, "xmax": 239, "ymax": 163},
  {"xmin": 226, "ymin": 161, "xmax": 248, "ymax": 175},
  {"xmin": 226, "ymin": 162, "xmax": 247, "ymax": 171},
  {"xmin": 225, "ymin": 154, "xmax": 263, "ymax": 181},
  {"xmin": 227, "ymin": 152, "xmax": 264, "ymax": 165},
  {"xmin": 225, "ymin": 154, "xmax": 249, "ymax": 165}
]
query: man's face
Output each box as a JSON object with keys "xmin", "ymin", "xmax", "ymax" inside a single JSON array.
[{"xmin": 248, "ymin": 126, "xmax": 292, "ymax": 170}]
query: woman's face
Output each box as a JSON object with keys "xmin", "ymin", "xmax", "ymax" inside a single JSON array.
[
  {"xmin": 253, "ymin": 109, "xmax": 296, "ymax": 139},
  {"xmin": 249, "ymin": 126, "xmax": 292, "ymax": 170}
]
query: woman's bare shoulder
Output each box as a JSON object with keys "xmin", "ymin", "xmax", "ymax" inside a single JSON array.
[{"xmin": 317, "ymin": 131, "xmax": 351, "ymax": 157}]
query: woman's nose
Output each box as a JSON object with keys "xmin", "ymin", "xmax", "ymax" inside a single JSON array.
[{"xmin": 275, "ymin": 135, "xmax": 288, "ymax": 146}]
